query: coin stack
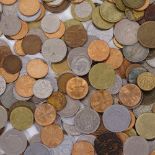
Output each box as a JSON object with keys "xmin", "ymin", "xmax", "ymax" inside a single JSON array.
[{"xmin": 0, "ymin": 0, "xmax": 155, "ymax": 155}]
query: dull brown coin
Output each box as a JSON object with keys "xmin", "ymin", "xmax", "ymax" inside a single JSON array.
[
  {"xmin": 144, "ymin": 3, "xmax": 155, "ymax": 21},
  {"xmin": 41, "ymin": 124, "xmax": 64, "ymax": 148},
  {"xmin": 35, "ymin": 103, "xmax": 56, "ymax": 126},
  {"xmin": 64, "ymin": 25, "xmax": 87, "ymax": 48},
  {"xmin": 2, "ymin": 55, "xmax": 22, "ymax": 74},
  {"xmin": 88, "ymin": 40, "xmax": 110, "ymax": 62},
  {"xmin": 119, "ymin": 84, "xmax": 142, "ymax": 108},
  {"xmin": 57, "ymin": 72, "xmax": 75, "ymax": 93},
  {"xmin": 26, "ymin": 59, "xmax": 48, "ymax": 79},
  {"xmin": 0, "ymin": 46, "xmax": 12, "ymax": 67},
  {"xmin": 66, "ymin": 77, "xmax": 88, "ymax": 99},
  {"xmin": 22, "ymin": 34, "xmax": 42, "ymax": 55},
  {"xmin": 72, "ymin": 141, "xmax": 95, "ymax": 155},
  {"xmin": 15, "ymin": 75, "xmax": 36, "ymax": 97},
  {"xmin": 14, "ymin": 40, "xmax": 25, "ymax": 56},
  {"xmin": 90, "ymin": 90, "xmax": 113, "ymax": 113}
]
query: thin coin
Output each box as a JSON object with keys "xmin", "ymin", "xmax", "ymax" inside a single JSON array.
[
  {"xmin": 119, "ymin": 84, "xmax": 142, "ymax": 108},
  {"xmin": 34, "ymin": 103, "xmax": 56, "ymax": 126},
  {"xmin": 0, "ymin": 105, "xmax": 7, "ymax": 129},
  {"xmin": 113, "ymin": 37, "xmax": 123, "ymax": 49},
  {"xmin": 66, "ymin": 77, "xmax": 88, "ymax": 99},
  {"xmin": 41, "ymin": 124, "xmax": 64, "ymax": 148},
  {"xmin": 14, "ymin": 40, "xmax": 25, "ymax": 56},
  {"xmin": 0, "ymin": 76, "xmax": 6, "ymax": 96},
  {"xmin": 90, "ymin": 90, "xmax": 113, "ymax": 113},
  {"xmin": 102, "ymin": 105, "xmax": 131, "ymax": 132},
  {"xmin": 15, "ymin": 75, "xmax": 36, "ymax": 97},
  {"xmin": 88, "ymin": 40, "xmax": 110, "ymax": 61},
  {"xmin": 27, "ymin": 59, "xmax": 48, "ymax": 79},
  {"xmin": 72, "ymin": 141, "xmax": 95, "ymax": 155},
  {"xmin": 137, "ymin": 72, "xmax": 155, "ymax": 91}
]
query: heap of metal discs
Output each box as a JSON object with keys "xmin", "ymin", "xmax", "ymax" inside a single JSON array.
[{"xmin": 0, "ymin": 0, "xmax": 155, "ymax": 155}]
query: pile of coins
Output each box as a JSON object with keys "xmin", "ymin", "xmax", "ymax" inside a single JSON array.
[{"xmin": 0, "ymin": 0, "xmax": 155, "ymax": 154}]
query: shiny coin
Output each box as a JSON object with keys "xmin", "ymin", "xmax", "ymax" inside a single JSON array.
[
  {"xmin": 0, "ymin": 105, "xmax": 7, "ymax": 129},
  {"xmin": 74, "ymin": 108, "xmax": 100, "ymax": 134},
  {"xmin": 0, "ymin": 76, "xmax": 6, "ymax": 96}
]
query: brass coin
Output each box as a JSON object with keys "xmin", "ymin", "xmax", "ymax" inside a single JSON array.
[
  {"xmin": 64, "ymin": 19, "xmax": 82, "ymax": 29},
  {"xmin": 124, "ymin": 128, "xmax": 137, "ymax": 137},
  {"xmin": 48, "ymin": 91, "xmax": 67, "ymax": 111},
  {"xmin": 115, "ymin": 0, "xmax": 126, "ymax": 11},
  {"xmin": 137, "ymin": 72, "xmax": 155, "ymax": 91},
  {"xmin": 122, "ymin": 0, "xmax": 145, "ymax": 9},
  {"xmin": 89, "ymin": 63, "xmax": 115, "ymax": 89}
]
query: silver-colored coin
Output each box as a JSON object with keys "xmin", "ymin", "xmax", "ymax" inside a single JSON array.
[
  {"xmin": 0, "ymin": 76, "xmax": 6, "ymax": 96},
  {"xmin": 3, "ymin": 2, "xmax": 18, "ymax": 16},
  {"xmin": 146, "ymin": 58, "xmax": 155, "ymax": 68},
  {"xmin": 114, "ymin": 19, "xmax": 140, "ymax": 45},
  {"xmin": 142, "ymin": 62, "xmax": 155, "ymax": 75},
  {"xmin": 63, "ymin": 123, "xmax": 81, "ymax": 136},
  {"xmin": 0, "ymin": 129, "xmax": 27, "ymax": 155},
  {"xmin": 52, "ymin": 135, "xmax": 75, "ymax": 155},
  {"xmin": 84, "ymin": 35, "xmax": 99, "ymax": 48},
  {"xmin": 0, "ymin": 105, "xmax": 7, "ymax": 129},
  {"xmin": 87, "ymin": 23, "xmax": 113, "ymax": 42},
  {"xmin": 148, "ymin": 140, "xmax": 155, "ymax": 153},
  {"xmin": 74, "ymin": 108, "xmax": 100, "ymax": 134},
  {"xmin": 45, "ymin": 75, "xmax": 58, "ymax": 92},
  {"xmin": 102, "ymin": 104, "xmax": 131, "ymax": 132},
  {"xmin": 77, "ymin": 135, "xmax": 96, "ymax": 145},
  {"xmin": 20, "ymin": 56, "xmax": 31, "ymax": 75},
  {"xmin": 42, "ymin": 38, "xmax": 67, "ymax": 63},
  {"xmin": 107, "ymin": 74, "xmax": 122, "ymax": 95},
  {"xmin": 33, "ymin": 79, "xmax": 53, "ymax": 99},
  {"xmin": 17, "ymin": 9, "xmax": 41, "ymax": 22},
  {"xmin": 41, "ymin": 14, "xmax": 60, "ymax": 33},
  {"xmin": 123, "ymin": 42, "xmax": 149, "ymax": 62},
  {"xmin": 58, "ymin": 96, "xmax": 80, "ymax": 118},
  {"xmin": 123, "ymin": 136, "xmax": 149, "ymax": 155},
  {"xmin": 0, "ymin": 83, "xmax": 17, "ymax": 109},
  {"xmin": 0, "ymin": 14, "xmax": 21, "ymax": 36},
  {"xmin": 128, "ymin": 67, "xmax": 147, "ymax": 84},
  {"xmin": 30, "ymin": 96, "xmax": 45, "ymax": 104},
  {"xmin": 61, "ymin": 115, "xmax": 76, "ymax": 125},
  {"xmin": 24, "ymin": 143, "xmax": 51, "ymax": 155},
  {"xmin": 29, "ymin": 134, "xmax": 41, "ymax": 144}
]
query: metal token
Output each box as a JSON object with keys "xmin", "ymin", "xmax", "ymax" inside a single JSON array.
[
  {"xmin": 0, "ymin": 105, "xmax": 7, "ymax": 129},
  {"xmin": 102, "ymin": 105, "xmax": 131, "ymax": 132},
  {"xmin": 74, "ymin": 108, "xmax": 100, "ymax": 134},
  {"xmin": 0, "ymin": 76, "xmax": 6, "ymax": 96}
]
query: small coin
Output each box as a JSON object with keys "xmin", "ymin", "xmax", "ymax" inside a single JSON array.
[
  {"xmin": 64, "ymin": 25, "xmax": 87, "ymax": 48},
  {"xmin": 66, "ymin": 77, "xmax": 88, "ymax": 99},
  {"xmin": 42, "ymin": 38, "xmax": 67, "ymax": 63},
  {"xmin": 72, "ymin": 141, "xmax": 95, "ymax": 155},
  {"xmin": 0, "ymin": 105, "xmax": 7, "ymax": 129},
  {"xmin": 89, "ymin": 63, "xmax": 115, "ymax": 89},
  {"xmin": 137, "ymin": 72, "xmax": 155, "ymax": 91},
  {"xmin": 74, "ymin": 108, "xmax": 100, "ymax": 134},
  {"xmin": 123, "ymin": 136, "xmax": 149, "ymax": 155},
  {"xmin": 90, "ymin": 90, "xmax": 113, "ymax": 113},
  {"xmin": 102, "ymin": 105, "xmax": 131, "ymax": 132},
  {"xmin": 35, "ymin": 103, "xmax": 56, "ymax": 126},
  {"xmin": 0, "ymin": 76, "xmax": 6, "ymax": 96},
  {"xmin": 41, "ymin": 124, "xmax": 64, "ymax": 148},
  {"xmin": 94, "ymin": 131, "xmax": 123, "ymax": 155},
  {"xmin": 114, "ymin": 19, "xmax": 140, "ymax": 45},
  {"xmin": 119, "ymin": 84, "xmax": 142, "ymax": 108}
]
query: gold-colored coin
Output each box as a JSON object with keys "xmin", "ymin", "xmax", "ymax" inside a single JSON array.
[{"xmin": 124, "ymin": 128, "xmax": 137, "ymax": 137}]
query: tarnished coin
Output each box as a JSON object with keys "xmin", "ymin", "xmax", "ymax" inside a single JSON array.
[
  {"xmin": 123, "ymin": 136, "xmax": 149, "ymax": 155},
  {"xmin": 114, "ymin": 19, "xmax": 140, "ymax": 45},
  {"xmin": 0, "ymin": 105, "xmax": 7, "ymax": 129},
  {"xmin": 89, "ymin": 63, "xmax": 115, "ymax": 89},
  {"xmin": 142, "ymin": 89, "xmax": 155, "ymax": 105},
  {"xmin": 0, "ymin": 76, "xmax": 6, "ymax": 96},
  {"xmin": 42, "ymin": 38, "xmax": 67, "ymax": 63},
  {"xmin": 123, "ymin": 42, "xmax": 149, "ymax": 63},
  {"xmin": 102, "ymin": 105, "xmax": 131, "ymax": 132},
  {"xmin": 145, "ymin": 3, "xmax": 155, "ymax": 21},
  {"xmin": 74, "ymin": 108, "xmax": 100, "ymax": 134},
  {"xmin": 123, "ymin": 0, "xmax": 145, "ymax": 9}
]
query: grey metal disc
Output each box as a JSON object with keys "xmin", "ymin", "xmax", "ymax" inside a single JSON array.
[
  {"xmin": 0, "ymin": 105, "xmax": 7, "ymax": 129},
  {"xmin": 29, "ymin": 134, "xmax": 41, "ymax": 144},
  {"xmin": 0, "ymin": 76, "xmax": 6, "ymax": 96},
  {"xmin": 102, "ymin": 104, "xmax": 131, "ymax": 132},
  {"xmin": 77, "ymin": 135, "xmax": 96, "ymax": 145},
  {"xmin": 3, "ymin": 2, "xmax": 18, "ymax": 16}
]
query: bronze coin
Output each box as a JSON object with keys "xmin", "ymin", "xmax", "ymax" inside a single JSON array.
[
  {"xmin": 94, "ymin": 131, "xmax": 123, "ymax": 155},
  {"xmin": 0, "ymin": 46, "xmax": 12, "ymax": 67},
  {"xmin": 144, "ymin": 4, "xmax": 155, "ymax": 21},
  {"xmin": 2, "ymin": 55, "xmax": 22, "ymax": 74},
  {"xmin": 22, "ymin": 34, "xmax": 42, "ymax": 55},
  {"xmin": 64, "ymin": 25, "xmax": 87, "ymax": 48}
]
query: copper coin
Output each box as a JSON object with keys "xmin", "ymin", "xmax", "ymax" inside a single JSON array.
[
  {"xmin": 15, "ymin": 75, "xmax": 36, "ymax": 97},
  {"xmin": 14, "ymin": 40, "xmax": 25, "ymax": 56},
  {"xmin": 22, "ymin": 34, "xmax": 42, "ymax": 55},
  {"xmin": 26, "ymin": 59, "xmax": 48, "ymax": 79},
  {"xmin": 88, "ymin": 40, "xmax": 110, "ymax": 61},
  {"xmin": 35, "ymin": 103, "xmax": 56, "ymax": 126},
  {"xmin": 90, "ymin": 90, "xmax": 113, "ymax": 113},
  {"xmin": 2, "ymin": 55, "xmax": 22, "ymax": 74},
  {"xmin": 41, "ymin": 124, "xmax": 64, "ymax": 148},
  {"xmin": 145, "ymin": 3, "xmax": 155, "ymax": 21},
  {"xmin": 116, "ymin": 132, "xmax": 129, "ymax": 143},
  {"xmin": 119, "ymin": 84, "xmax": 142, "ymax": 108},
  {"xmin": 66, "ymin": 77, "xmax": 88, "ymax": 99},
  {"xmin": 72, "ymin": 141, "xmax": 95, "ymax": 155},
  {"xmin": 0, "ymin": 0, "xmax": 16, "ymax": 4},
  {"xmin": 64, "ymin": 25, "xmax": 87, "ymax": 48},
  {"xmin": 125, "ymin": 111, "xmax": 136, "ymax": 131}
]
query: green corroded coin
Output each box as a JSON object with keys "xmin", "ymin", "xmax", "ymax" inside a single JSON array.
[
  {"xmin": 122, "ymin": 0, "xmax": 145, "ymax": 9},
  {"xmin": 10, "ymin": 106, "xmax": 34, "ymax": 131},
  {"xmin": 89, "ymin": 63, "xmax": 115, "ymax": 89},
  {"xmin": 92, "ymin": 7, "xmax": 114, "ymax": 30},
  {"xmin": 100, "ymin": 1, "xmax": 125, "ymax": 23},
  {"xmin": 115, "ymin": 0, "xmax": 126, "ymax": 11},
  {"xmin": 64, "ymin": 19, "xmax": 82, "ymax": 29}
]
